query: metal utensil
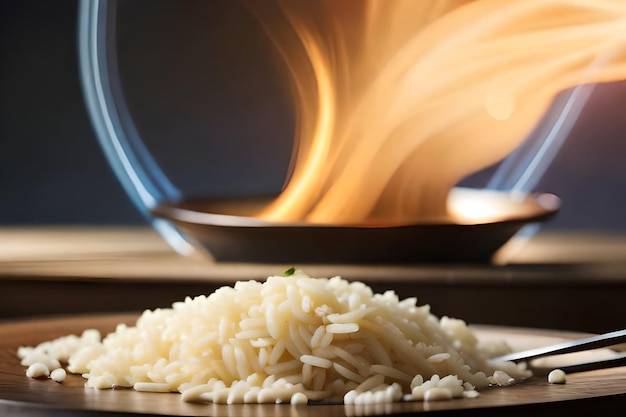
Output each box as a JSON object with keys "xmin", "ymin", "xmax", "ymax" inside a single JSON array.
[{"xmin": 490, "ymin": 328, "xmax": 626, "ymax": 373}]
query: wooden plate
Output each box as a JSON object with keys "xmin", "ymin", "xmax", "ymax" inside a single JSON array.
[{"xmin": 1, "ymin": 313, "xmax": 625, "ymax": 416}]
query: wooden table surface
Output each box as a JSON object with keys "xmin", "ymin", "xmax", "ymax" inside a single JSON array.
[{"xmin": 1, "ymin": 226, "xmax": 626, "ymax": 333}]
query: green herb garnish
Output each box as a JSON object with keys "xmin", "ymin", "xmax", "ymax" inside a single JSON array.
[{"xmin": 283, "ymin": 267, "xmax": 296, "ymax": 276}]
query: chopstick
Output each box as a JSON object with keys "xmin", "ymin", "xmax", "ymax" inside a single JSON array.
[
  {"xmin": 556, "ymin": 355, "xmax": 626, "ymax": 374},
  {"xmin": 490, "ymin": 328, "xmax": 626, "ymax": 364}
]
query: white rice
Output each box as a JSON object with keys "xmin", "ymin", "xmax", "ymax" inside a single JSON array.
[{"xmin": 17, "ymin": 271, "xmax": 531, "ymax": 404}]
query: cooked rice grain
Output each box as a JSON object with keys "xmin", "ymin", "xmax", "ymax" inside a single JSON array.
[{"xmin": 17, "ymin": 271, "xmax": 530, "ymax": 404}]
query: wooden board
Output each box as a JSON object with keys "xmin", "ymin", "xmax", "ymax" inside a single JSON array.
[{"xmin": 1, "ymin": 314, "xmax": 625, "ymax": 416}]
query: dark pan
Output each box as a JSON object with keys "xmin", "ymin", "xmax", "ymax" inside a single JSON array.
[{"xmin": 151, "ymin": 188, "xmax": 560, "ymax": 264}]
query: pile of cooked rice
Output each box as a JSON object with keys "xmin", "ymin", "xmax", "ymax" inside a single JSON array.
[{"xmin": 18, "ymin": 271, "xmax": 530, "ymax": 405}]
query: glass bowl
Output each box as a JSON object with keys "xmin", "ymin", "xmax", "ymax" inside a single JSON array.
[{"xmin": 78, "ymin": 0, "xmax": 626, "ymax": 263}]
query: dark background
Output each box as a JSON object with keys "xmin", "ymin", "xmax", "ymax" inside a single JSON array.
[
  {"xmin": 2, "ymin": 0, "xmax": 626, "ymax": 231},
  {"xmin": 1, "ymin": 1, "xmax": 142, "ymax": 224}
]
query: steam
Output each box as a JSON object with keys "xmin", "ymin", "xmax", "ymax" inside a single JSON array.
[
  {"xmin": 488, "ymin": 72, "xmax": 599, "ymax": 195},
  {"xmin": 249, "ymin": 0, "xmax": 626, "ymax": 225}
]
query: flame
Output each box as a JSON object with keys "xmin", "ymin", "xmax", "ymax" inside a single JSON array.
[{"xmin": 248, "ymin": 0, "xmax": 626, "ymax": 225}]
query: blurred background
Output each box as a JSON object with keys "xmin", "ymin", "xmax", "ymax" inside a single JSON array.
[
  {"xmin": 2, "ymin": 0, "xmax": 626, "ymax": 232},
  {"xmin": 1, "ymin": 1, "xmax": 142, "ymax": 225}
]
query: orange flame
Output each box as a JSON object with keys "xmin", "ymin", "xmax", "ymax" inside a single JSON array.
[{"xmin": 250, "ymin": 0, "xmax": 626, "ymax": 225}]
